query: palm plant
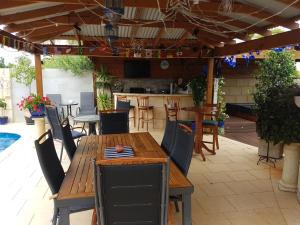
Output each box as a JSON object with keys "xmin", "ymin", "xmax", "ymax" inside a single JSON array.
[{"xmin": 96, "ymin": 65, "xmax": 114, "ymax": 110}]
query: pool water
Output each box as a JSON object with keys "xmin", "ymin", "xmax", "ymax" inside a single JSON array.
[{"xmin": 0, "ymin": 133, "xmax": 21, "ymax": 151}]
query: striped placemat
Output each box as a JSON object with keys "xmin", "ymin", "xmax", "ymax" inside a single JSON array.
[{"xmin": 104, "ymin": 146, "xmax": 134, "ymax": 159}]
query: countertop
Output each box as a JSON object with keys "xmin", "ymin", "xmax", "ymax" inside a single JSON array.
[{"xmin": 113, "ymin": 92, "xmax": 192, "ymax": 97}]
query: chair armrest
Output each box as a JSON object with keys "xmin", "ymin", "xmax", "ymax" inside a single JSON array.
[
  {"xmin": 49, "ymin": 193, "xmax": 58, "ymax": 200},
  {"xmin": 71, "ymin": 125, "xmax": 87, "ymax": 135},
  {"xmin": 178, "ymin": 123, "xmax": 193, "ymax": 133}
]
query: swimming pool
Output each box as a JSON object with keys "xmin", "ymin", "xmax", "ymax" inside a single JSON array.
[{"xmin": 0, "ymin": 132, "xmax": 21, "ymax": 151}]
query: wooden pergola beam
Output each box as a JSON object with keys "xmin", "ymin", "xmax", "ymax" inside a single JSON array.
[
  {"xmin": 17, "ymin": 25, "xmax": 74, "ymax": 39},
  {"xmin": 8, "ymin": 1, "xmax": 298, "ymax": 28},
  {"xmin": 0, "ymin": 4, "xmax": 84, "ymax": 24},
  {"xmin": 153, "ymin": 28, "xmax": 165, "ymax": 47},
  {"xmin": 214, "ymin": 28, "xmax": 300, "ymax": 57},
  {"xmin": 28, "ymin": 27, "xmax": 74, "ymax": 42},
  {"xmin": 0, "ymin": 1, "xmax": 34, "ymax": 10}
]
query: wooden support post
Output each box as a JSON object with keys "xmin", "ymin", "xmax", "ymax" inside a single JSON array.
[
  {"xmin": 206, "ymin": 58, "xmax": 214, "ymax": 104},
  {"xmin": 34, "ymin": 54, "xmax": 43, "ymax": 96}
]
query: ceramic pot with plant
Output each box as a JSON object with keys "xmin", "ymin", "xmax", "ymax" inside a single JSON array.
[
  {"xmin": 0, "ymin": 98, "xmax": 8, "ymax": 125},
  {"xmin": 18, "ymin": 94, "xmax": 51, "ymax": 118}
]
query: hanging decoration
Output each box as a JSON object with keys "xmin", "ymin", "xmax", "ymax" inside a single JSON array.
[
  {"xmin": 242, "ymin": 52, "xmax": 256, "ymax": 66},
  {"xmin": 43, "ymin": 46, "xmax": 48, "ymax": 55},
  {"xmin": 103, "ymin": 0, "xmax": 124, "ymax": 49},
  {"xmin": 104, "ymin": 24, "xmax": 119, "ymax": 44},
  {"xmin": 104, "ymin": 0, "xmax": 124, "ymax": 26},
  {"xmin": 218, "ymin": 0, "xmax": 234, "ymax": 14},
  {"xmin": 224, "ymin": 55, "xmax": 236, "ymax": 68},
  {"xmin": 145, "ymin": 49, "xmax": 152, "ymax": 58},
  {"xmin": 112, "ymin": 47, "xmax": 119, "ymax": 56},
  {"xmin": 176, "ymin": 47, "xmax": 183, "ymax": 57}
]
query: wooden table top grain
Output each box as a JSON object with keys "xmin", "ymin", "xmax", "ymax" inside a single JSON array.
[{"xmin": 58, "ymin": 132, "xmax": 193, "ymax": 201}]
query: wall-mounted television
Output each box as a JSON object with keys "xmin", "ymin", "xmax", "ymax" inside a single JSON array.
[{"xmin": 124, "ymin": 60, "xmax": 151, "ymax": 78}]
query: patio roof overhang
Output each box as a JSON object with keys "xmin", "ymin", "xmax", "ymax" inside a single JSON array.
[{"xmin": 1, "ymin": 0, "xmax": 300, "ymax": 58}]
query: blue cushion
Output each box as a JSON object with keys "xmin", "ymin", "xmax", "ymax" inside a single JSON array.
[
  {"xmin": 202, "ymin": 120, "xmax": 218, "ymax": 126},
  {"xmin": 71, "ymin": 130, "xmax": 86, "ymax": 139}
]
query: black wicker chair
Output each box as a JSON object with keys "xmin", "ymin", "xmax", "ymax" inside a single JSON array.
[
  {"xmin": 93, "ymin": 159, "xmax": 170, "ymax": 225},
  {"xmin": 61, "ymin": 118, "xmax": 77, "ymax": 161},
  {"xmin": 169, "ymin": 124, "xmax": 195, "ymax": 212},
  {"xmin": 46, "ymin": 106, "xmax": 86, "ymax": 161},
  {"xmin": 35, "ymin": 130, "xmax": 89, "ymax": 225},
  {"xmin": 99, "ymin": 111, "xmax": 129, "ymax": 134},
  {"xmin": 161, "ymin": 120, "xmax": 177, "ymax": 156}
]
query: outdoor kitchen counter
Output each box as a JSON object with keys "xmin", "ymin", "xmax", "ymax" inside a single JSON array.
[{"xmin": 113, "ymin": 93, "xmax": 194, "ymax": 128}]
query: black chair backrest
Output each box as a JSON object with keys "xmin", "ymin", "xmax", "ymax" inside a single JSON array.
[
  {"xmin": 170, "ymin": 125, "xmax": 195, "ymax": 176},
  {"xmin": 46, "ymin": 94, "xmax": 61, "ymax": 106},
  {"xmin": 116, "ymin": 100, "xmax": 130, "ymax": 111},
  {"xmin": 161, "ymin": 120, "xmax": 177, "ymax": 155},
  {"xmin": 99, "ymin": 111, "xmax": 129, "ymax": 134},
  {"xmin": 45, "ymin": 106, "xmax": 63, "ymax": 140},
  {"xmin": 34, "ymin": 130, "xmax": 65, "ymax": 194},
  {"xmin": 94, "ymin": 160, "xmax": 169, "ymax": 225},
  {"xmin": 80, "ymin": 92, "xmax": 95, "ymax": 111},
  {"xmin": 61, "ymin": 119, "xmax": 76, "ymax": 160}
]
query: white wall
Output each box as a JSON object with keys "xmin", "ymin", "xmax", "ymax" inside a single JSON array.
[{"xmin": 11, "ymin": 69, "xmax": 93, "ymax": 122}]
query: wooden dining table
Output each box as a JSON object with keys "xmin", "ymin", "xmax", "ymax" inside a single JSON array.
[
  {"xmin": 182, "ymin": 105, "xmax": 218, "ymax": 161},
  {"xmin": 56, "ymin": 132, "xmax": 194, "ymax": 225}
]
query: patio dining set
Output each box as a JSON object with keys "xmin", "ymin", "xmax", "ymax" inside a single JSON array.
[{"xmin": 34, "ymin": 92, "xmax": 222, "ymax": 225}]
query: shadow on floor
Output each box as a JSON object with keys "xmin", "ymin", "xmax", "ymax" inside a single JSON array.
[{"xmin": 223, "ymin": 116, "xmax": 259, "ymax": 147}]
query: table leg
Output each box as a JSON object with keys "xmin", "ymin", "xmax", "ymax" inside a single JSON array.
[
  {"xmin": 58, "ymin": 207, "xmax": 70, "ymax": 225},
  {"xmin": 194, "ymin": 112, "xmax": 206, "ymax": 161},
  {"xmin": 88, "ymin": 122, "xmax": 96, "ymax": 135},
  {"xmin": 182, "ymin": 193, "xmax": 192, "ymax": 225}
]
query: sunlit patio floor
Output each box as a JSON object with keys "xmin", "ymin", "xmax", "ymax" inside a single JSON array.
[{"xmin": 1, "ymin": 122, "xmax": 300, "ymax": 225}]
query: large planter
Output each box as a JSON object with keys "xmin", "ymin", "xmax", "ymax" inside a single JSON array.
[
  {"xmin": 0, "ymin": 116, "xmax": 8, "ymax": 125},
  {"xmin": 279, "ymin": 143, "xmax": 300, "ymax": 192},
  {"xmin": 258, "ymin": 139, "xmax": 283, "ymax": 159},
  {"xmin": 29, "ymin": 105, "xmax": 45, "ymax": 117}
]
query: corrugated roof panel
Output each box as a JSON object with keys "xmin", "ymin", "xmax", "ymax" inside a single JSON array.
[
  {"xmin": 225, "ymin": 13, "xmax": 271, "ymax": 27},
  {"xmin": 118, "ymin": 26, "xmax": 132, "ymax": 38},
  {"xmin": 62, "ymin": 25, "xmax": 105, "ymax": 37},
  {"xmin": 140, "ymin": 8, "xmax": 164, "ymax": 20},
  {"xmin": 161, "ymin": 28, "xmax": 185, "ymax": 39},
  {"xmin": 123, "ymin": 7, "xmax": 136, "ymax": 20},
  {"xmin": 0, "ymin": 2, "xmax": 60, "ymax": 16},
  {"xmin": 135, "ymin": 27, "xmax": 160, "ymax": 39}
]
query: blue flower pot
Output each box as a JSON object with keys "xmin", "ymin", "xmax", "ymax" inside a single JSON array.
[
  {"xmin": 0, "ymin": 116, "xmax": 8, "ymax": 125},
  {"xmin": 218, "ymin": 120, "xmax": 225, "ymax": 128},
  {"xmin": 30, "ymin": 105, "xmax": 45, "ymax": 117}
]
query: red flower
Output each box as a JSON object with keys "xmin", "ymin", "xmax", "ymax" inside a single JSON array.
[{"xmin": 33, "ymin": 104, "xmax": 37, "ymax": 111}]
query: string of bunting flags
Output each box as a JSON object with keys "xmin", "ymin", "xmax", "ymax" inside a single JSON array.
[
  {"xmin": 0, "ymin": 31, "xmax": 42, "ymax": 54},
  {"xmin": 223, "ymin": 44, "xmax": 299, "ymax": 68},
  {"xmin": 42, "ymin": 45, "xmax": 188, "ymax": 58}
]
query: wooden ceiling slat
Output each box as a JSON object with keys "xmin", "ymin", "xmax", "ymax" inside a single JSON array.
[
  {"xmin": 0, "ymin": 4, "xmax": 84, "ymax": 24},
  {"xmin": 28, "ymin": 26, "xmax": 74, "ymax": 42},
  {"xmin": 18, "ymin": 25, "xmax": 74, "ymax": 39},
  {"xmin": 0, "ymin": 1, "xmax": 34, "ymax": 10}
]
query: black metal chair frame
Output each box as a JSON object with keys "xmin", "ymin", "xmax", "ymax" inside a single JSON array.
[{"xmin": 99, "ymin": 111, "xmax": 129, "ymax": 135}]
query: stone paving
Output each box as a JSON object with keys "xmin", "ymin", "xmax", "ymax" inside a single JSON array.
[{"xmin": 0, "ymin": 122, "xmax": 300, "ymax": 225}]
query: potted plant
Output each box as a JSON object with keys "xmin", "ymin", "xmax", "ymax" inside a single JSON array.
[
  {"xmin": 188, "ymin": 74, "xmax": 206, "ymax": 106},
  {"xmin": 0, "ymin": 98, "xmax": 8, "ymax": 124},
  {"xmin": 96, "ymin": 65, "xmax": 114, "ymax": 111},
  {"xmin": 10, "ymin": 56, "xmax": 35, "ymax": 124},
  {"xmin": 217, "ymin": 78, "xmax": 229, "ymax": 134},
  {"xmin": 18, "ymin": 94, "xmax": 51, "ymax": 117},
  {"xmin": 254, "ymin": 50, "xmax": 296, "ymax": 160}
]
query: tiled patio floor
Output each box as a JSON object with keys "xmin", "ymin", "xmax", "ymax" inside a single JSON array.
[{"xmin": 1, "ymin": 122, "xmax": 300, "ymax": 225}]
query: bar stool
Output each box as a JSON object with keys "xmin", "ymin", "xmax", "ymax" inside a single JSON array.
[
  {"xmin": 165, "ymin": 97, "xmax": 180, "ymax": 120},
  {"xmin": 117, "ymin": 95, "xmax": 136, "ymax": 127},
  {"xmin": 137, "ymin": 96, "xmax": 154, "ymax": 131}
]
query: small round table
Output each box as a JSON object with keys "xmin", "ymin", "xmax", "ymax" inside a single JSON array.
[
  {"xmin": 73, "ymin": 115, "xmax": 99, "ymax": 135},
  {"xmin": 59, "ymin": 103, "xmax": 78, "ymax": 117}
]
